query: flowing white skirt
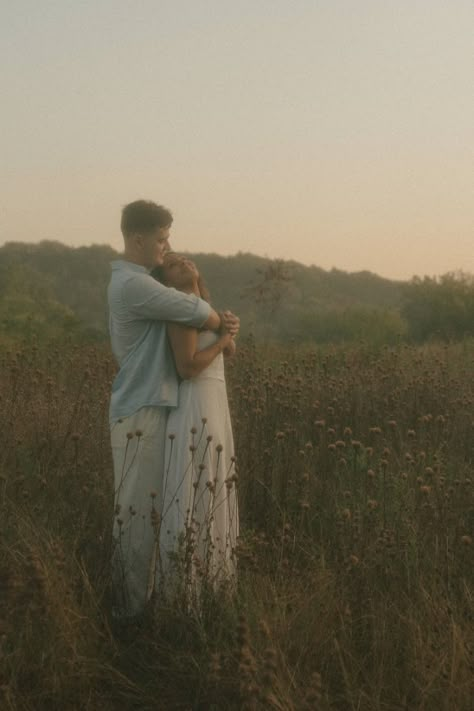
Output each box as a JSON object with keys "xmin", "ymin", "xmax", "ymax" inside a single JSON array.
[{"xmin": 159, "ymin": 362, "xmax": 239, "ymax": 591}]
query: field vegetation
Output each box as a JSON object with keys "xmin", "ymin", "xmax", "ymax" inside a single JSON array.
[{"xmin": 0, "ymin": 337, "xmax": 473, "ymax": 710}]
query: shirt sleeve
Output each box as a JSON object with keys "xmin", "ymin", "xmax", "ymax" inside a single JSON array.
[{"xmin": 123, "ymin": 273, "xmax": 211, "ymax": 327}]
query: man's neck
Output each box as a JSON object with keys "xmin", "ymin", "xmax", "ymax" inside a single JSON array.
[{"xmin": 122, "ymin": 251, "xmax": 147, "ymax": 269}]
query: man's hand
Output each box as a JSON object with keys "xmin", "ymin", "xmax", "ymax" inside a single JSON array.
[
  {"xmin": 223, "ymin": 337, "xmax": 237, "ymax": 358},
  {"xmin": 220, "ymin": 310, "xmax": 240, "ymax": 337}
]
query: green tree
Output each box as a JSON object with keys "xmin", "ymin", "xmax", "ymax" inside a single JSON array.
[
  {"xmin": 0, "ymin": 264, "xmax": 81, "ymax": 345},
  {"xmin": 401, "ymin": 271, "xmax": 474, "ymax": 341}
]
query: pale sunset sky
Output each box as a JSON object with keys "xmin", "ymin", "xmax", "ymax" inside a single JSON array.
[{"xmin": 1, "ymin": 0, "xmax": 473, "ymax": 280}]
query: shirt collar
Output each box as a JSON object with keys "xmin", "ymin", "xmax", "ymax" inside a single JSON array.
[{"xmin": 111, "ymin": 259, "xmax": 149, "ymax": 274}]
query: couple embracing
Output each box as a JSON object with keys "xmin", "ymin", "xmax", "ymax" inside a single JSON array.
[{"xmin": 108, "ymin": 200, "xmax": 239, "ymax": 618}]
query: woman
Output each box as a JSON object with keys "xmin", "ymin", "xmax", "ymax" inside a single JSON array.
[{"xmin": 151, "ymin": 254, "xmax": 239, "ymax": 599}]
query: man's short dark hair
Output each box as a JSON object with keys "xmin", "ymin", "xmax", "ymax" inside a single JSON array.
[{"xmin": 121, "ymin": 200, "xmax": 173, "ymax": 238}]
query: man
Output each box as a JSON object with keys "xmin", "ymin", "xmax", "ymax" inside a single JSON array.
[{"xmin": 108, "ymin": 199, "xmax": 239, "ymax": 617}]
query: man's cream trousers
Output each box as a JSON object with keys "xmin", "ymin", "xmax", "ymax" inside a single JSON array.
[{"xmin": 110, "ymin": 406, "xmax": 167, "ymax": 617}]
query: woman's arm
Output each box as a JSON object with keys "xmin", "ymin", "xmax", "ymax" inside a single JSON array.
[{"xmin": 167, "ymin": 324, "xmax": 234, "ymax": 379}]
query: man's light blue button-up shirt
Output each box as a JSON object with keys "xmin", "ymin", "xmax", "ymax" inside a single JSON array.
[{"xmin": 108, "ymin": 260, "xmax": 211, "ymax": 424}]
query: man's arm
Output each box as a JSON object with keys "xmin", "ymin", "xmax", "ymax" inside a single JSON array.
[
  {"xmin": 125, "ymin": 274, "xmax": 240, "ymax": 334},
  {"xmin": 203, "ymin": 309, "xmax": 240, "ymax": 335},
  {"xmin": 204, "ymin": 308, "xmax": 240, "ymax": 336},
  {"xmin": 125, "ymin": 274, "xmax": 211, "ymax": 328}
]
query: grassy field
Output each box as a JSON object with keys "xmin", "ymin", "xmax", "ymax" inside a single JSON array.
[{"xmin": 0, "ymin": 338, "xmax": 473, "ymax": 710}]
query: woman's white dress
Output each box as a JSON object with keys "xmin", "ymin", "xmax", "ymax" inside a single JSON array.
[{"xmin": 159, "ymin": 331, "xmax": 238, "ymax": 590}]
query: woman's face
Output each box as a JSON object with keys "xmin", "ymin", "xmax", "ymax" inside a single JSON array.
[{"xmin": 162, "ymin": 253, "xmax": 199, "ymax": 290}]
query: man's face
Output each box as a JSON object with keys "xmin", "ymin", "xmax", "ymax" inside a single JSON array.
[{"xmin": 141, "ymin": 225, "xmax": 171, "ymax": 269}]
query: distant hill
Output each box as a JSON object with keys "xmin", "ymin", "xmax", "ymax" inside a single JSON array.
[{"xmin": 0, "ymin": 240, "xmax": 407, "ymax": 343}]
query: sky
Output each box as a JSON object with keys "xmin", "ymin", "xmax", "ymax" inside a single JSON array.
[{"xmin": 1, "ymin": 0, "xmax": 473, "ymax": 280}]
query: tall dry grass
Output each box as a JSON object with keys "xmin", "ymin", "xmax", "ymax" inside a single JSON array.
[{"xmin": 0, "ymin": 338, "xmax": 473, "ymax": 710}]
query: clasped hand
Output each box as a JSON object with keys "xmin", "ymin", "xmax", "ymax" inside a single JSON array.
[{"xmin": 220, "ymin": 310, "xmax": 240, "ymax": 337}]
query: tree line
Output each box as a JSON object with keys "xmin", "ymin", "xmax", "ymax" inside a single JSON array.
[{"xmin": 0, "ymin": 240, "xmax": 473, "ymax": 346}]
